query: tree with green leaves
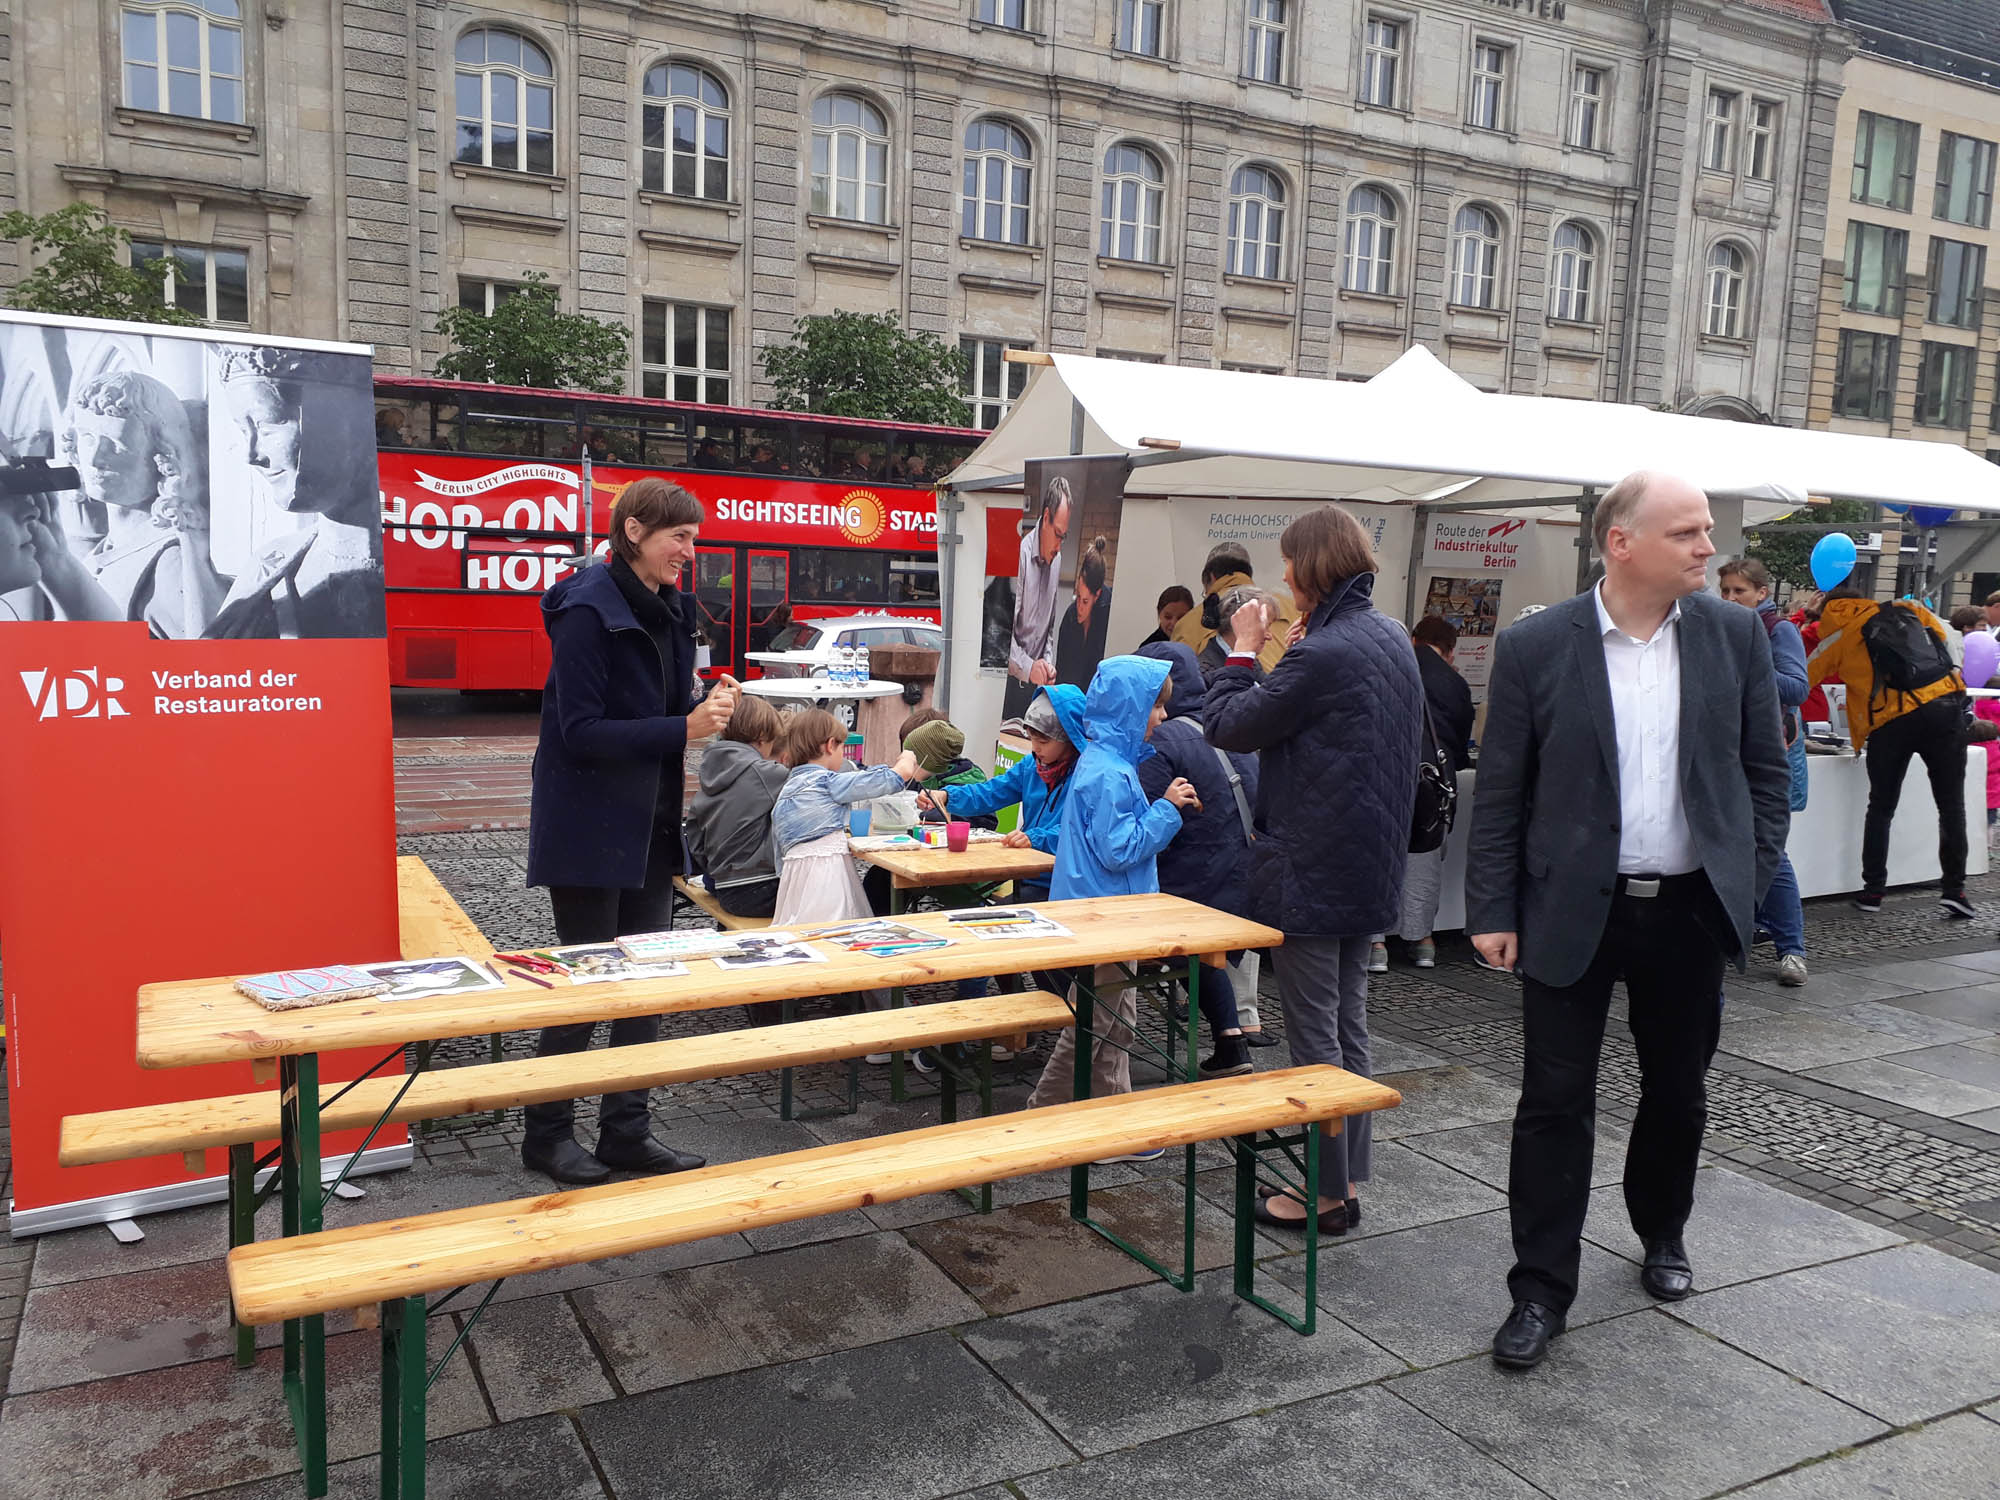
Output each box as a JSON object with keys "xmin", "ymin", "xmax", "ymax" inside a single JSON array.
[
  {"xmin": 1745, "ymin": 498, "xmax": 1878, "ymax": 589},
  {"xmin": 763, "ymin": 312, "xmax": 971, "ymax": 425},
  {"xmin": 0, "ymin": 203, "xmax": 199, "ymax": 325},
  {"xmin": 434, "ymin": 272, "xmax": 629, "ymax": 392}
]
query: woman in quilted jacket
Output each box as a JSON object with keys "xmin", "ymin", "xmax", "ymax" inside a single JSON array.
[{"xmin": 1206, "ymin": 506, "xmax": 1424, "ymax": 1235}]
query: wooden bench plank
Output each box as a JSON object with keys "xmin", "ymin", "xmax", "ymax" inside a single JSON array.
[
  {"xmin": 229, "ymin": 1066, "xmax": 1399, "ymax": 1325},
  {"xmin": 397, "ymin": 856, "xmax": 494, "ymax": 961},
  {"xmin": 671, "ymin": 876, "xmax": 770, "ymax": 931},
  {"xmin": 62, "ymin": 991, "xmax": 1075, "ymax": 1168}
]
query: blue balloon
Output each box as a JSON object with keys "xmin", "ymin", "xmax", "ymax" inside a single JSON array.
[
  {"xmin": 1908, "ymin": 505, "xmax": 1957, "ymax": 530},
  {"xmin": 1810, "ymin": 532, "xmax": 1858, "ymax": 591}
]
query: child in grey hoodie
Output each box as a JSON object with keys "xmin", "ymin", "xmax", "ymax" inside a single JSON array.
[{"xmin": 684, "ymin": 694, "xmax": 789, "ymax": 919}]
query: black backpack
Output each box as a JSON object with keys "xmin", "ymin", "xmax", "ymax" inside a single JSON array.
[
  {"xmin": 1408, "ymin": 702, "xmax": 1458, "ymax": 854},
  {"xmin": 1860, "ymin": 602, "xmax": 1958, "ymax": 705}
]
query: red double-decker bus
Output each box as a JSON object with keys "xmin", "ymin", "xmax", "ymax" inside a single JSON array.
[{"xmin": 373, "ymin": 377, "xmax": 983, "ymax": 689}]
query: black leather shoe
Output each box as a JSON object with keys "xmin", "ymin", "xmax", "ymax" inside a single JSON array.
[
  {"xmin": 595, "ymin": 1136, "xmax": 707, "ymax": 1174},
  {"xmin": 1492, "ymin": 1300, "xmax": 1565, "ymax": 1369},
  {"xmin": 522, "ymin": 1138, "xmax": 612, "ymax": 1185},
  {"xmin": 1243, "ymin": 1030, "xmax": 1282, "ymax": 1048},
  {"xmin": 1641, "ymin": 1238, "xmax": 1694, "ymax": 1300}
]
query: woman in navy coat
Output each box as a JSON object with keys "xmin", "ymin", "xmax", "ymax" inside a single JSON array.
[{"xmin": 522, "ymin": 478, "xmax": 738, "ymax": 1185}]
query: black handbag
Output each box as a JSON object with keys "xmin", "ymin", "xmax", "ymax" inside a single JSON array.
[{"xmin": 1408, "ymin": 700, "xmax": 1458, "ymax": 854}]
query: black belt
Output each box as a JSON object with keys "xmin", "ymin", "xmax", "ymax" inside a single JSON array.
[{"xmin": 1615, "ymin": 871, "xmax": 1704, "ymax": 899}]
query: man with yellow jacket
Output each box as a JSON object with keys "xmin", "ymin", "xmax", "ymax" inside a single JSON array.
[
  {"xmin": 1173, "ymin": 542, "xmax": 1299, "ymax": 673},
  {"xmin": 1807, "ymin": 584, "xmax": 1972, "ymax": 917}
]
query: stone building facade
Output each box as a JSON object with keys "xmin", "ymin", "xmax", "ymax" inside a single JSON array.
[{"xmin": 3, "ymin": 1, "xmax": 1846, "ymax": 427}]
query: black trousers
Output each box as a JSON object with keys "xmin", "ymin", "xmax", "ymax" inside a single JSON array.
[
  {"xmin": 523, "ymin": 853, "xmax": 678, "ymax": 1152},
  {"xmin": 1508, "ymin": 872, "xmax": 1728, "ymax": 1313},
  {"xmin": 1861, "ymin": 695, "xmax": 1968, "ymax": 896}
]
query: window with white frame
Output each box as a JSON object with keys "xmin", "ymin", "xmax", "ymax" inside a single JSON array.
[
  {"xmin": 1361, "ymin": 16, "xmax": 1403, "ymax": 108},
  {"xmin": 1745, "ymin": 99, "xmax": 1779, "ymax": 181},
  {"xmin": 1703, "ymin": 89, "xmax": 1738, "ymax": 173},
  {"xmin": 1100, "ymin": 144, "xmax": 1165, "ymax": 262},
  {"xmin": 962, "ymin": 118, "xmax": 1034, "ymax": 244},
  {"xmin": 1550, "ymin": 221, "xmax": 1596, "ymax": 322},
  {"xmin": 1449, "ymin": 205, "xmax": 1501, "ymax": 308},
  {"xmin": 641, "ymin": 302, "xmax": 731, "ymax": 404},
  {"xmin": 456, "ymin": 278, "xmax": 524, "ymax": 315},
  {"xmin": 642, "ymin": 62, "xmax": 728, "ymax": 200},
  {"xmin": 961, "ymin": 337, "xmax": 1029, "ymax": 430},
  {"xmin": 1245, "ymin": 0, "xmax": 1288, "ymax": 85},
  {"xmin": 1469, "ymin": 42, "xmax": 1508, "ymax": 131},
  {"xmin": 974, "ymin": 0, "xmax": 1026, "ymax": 29},
  {"xmin": 1226, "ymin": 165, "xmax": 1286, "ymax": 279},
  {"xmin": 1116, "ymin": 0, "xmax": 1164, "ymax": 56},
  {"xmin": 121, "ymin": 0, "xmax": 244, "ymax": 123},
  {"xmin": 1342, "ymin": 185, "xmax": 1397, "ymax": 294},
  {"xmin": 1568, "ymin": 64, "xmax": 1603, "ymax": 150},
  {"xmin": 812, "ymin": 93, "xmax": 890, "ymax": 223},
  {"xmin": 1704, "ymin": 243, "xmax": 1748, "ymax": 338},
  {"xmin": 129, "ymin": 240, "xmax": 248, "ymax": 324},
  {"xmin": 454, "ymin": 28, "xmax": 555, "ymax": 174}
]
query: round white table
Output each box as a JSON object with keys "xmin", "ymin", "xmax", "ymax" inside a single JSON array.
[{"xmin": 739, "ymin": 676, "xmax": 905, "ymax": 731}]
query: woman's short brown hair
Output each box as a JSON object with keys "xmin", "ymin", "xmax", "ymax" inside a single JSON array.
[
  {"xmin": 610, "ymin": 477, "xmax": 704, "ymax": 562},
  {"xmin": 776, "ymin": 707, "xmax": 846, "ymax": 768},
  {"xmin": 1717, "ymin": 556, "xmax": 1772, "ymax": 592},
  {"xmin": 1279, "ymin": 506, "xmax": 1377, "ymax": 608},
  {"xmin": 721, "ymin": 693, "xmax": 783, "ymax": 748}
]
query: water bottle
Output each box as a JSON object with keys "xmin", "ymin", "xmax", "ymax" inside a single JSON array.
[
  {"xmin": 841, "ymin": 643, "xmax": 859, "ymax": 686},
  {"xmin": 856, "ymin": 641, "xmax": 871, "ymax": 686},
  {"xmin": 831, "ymin": 643, "xmax": 850, "ymax": 685}
]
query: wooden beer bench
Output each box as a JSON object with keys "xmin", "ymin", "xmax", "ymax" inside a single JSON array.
[{"xmin": 671, "ymin": 874, "xmax": 772, "ymax": 931}]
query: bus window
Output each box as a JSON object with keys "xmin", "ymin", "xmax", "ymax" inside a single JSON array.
[
  {"xmin": 695, "ymin": 546, "xmax": 736, "ymax": 675},
  {"xmin": 794, "ymin": 548, "xmax": 889, "ymax": 605},
  {"xmin": 740, "ymin": 419, "xmax": 795, "ymax": 475},
  {"xmin": 747, "ymin": 550, "xmax": 789, "ymax": 652},
  {"xmin": 690, "ymin": 422, "xmax": 738, "ymax": 471},
  {"xmin": 374, "ymin": 399, "xmax": 419, "ymax": 450},
  {"xmin": 827, "ymin": 436, "xmax": 889, "ymax": 484},
  {"xmin": 888, "ymin": 554, "xmax": 940, "ymax": 604}
]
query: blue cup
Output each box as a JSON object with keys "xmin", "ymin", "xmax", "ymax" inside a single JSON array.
[{"xmin": 849, "ymin": 806, "xmax": 871, "ymax": 836}]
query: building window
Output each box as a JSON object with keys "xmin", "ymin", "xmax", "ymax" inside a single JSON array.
[
  {"xmin": 961, "ymin": 337, "xmax": 1029, "ymax": 429},
  {"xmin": 1567, "ymin": 64, "xmax": 1603, "ymax": 150},
  {"xmin": 641, "ymin": 62, "xmax": 728, "ymax": 200},
  {"xmin": 812, "ymin": 93, "xmax": 890, "ymax": 223},
  {"xmin": 1245, "ymin": 0, "xmax": 1287, "ymax": 85},
  {"xmin": 1929, "ymin": 238, "xmax": 1986, "ymax": 329},
  {"xmin": 1469, "ymin": 43, "xmax": 1508, "ymax": 131},
  {"xmin": 1450, "ymin": 205, "xmax": 1501, "ymax": 309},
  {"xmin": 1550, "ymin": 221, "xmax": 1596, "ymax": 323},
  {"xmin": 1100, "ymin": 143, "xmax": 1165, "ymax": 263},
  {"xmin": 1226, "ymin": 165, "xmax": 1285, "ymax": 280},
  {"xmin": 1834, "ymin": 330, "xmax": 1899, "ymax": 422},
  {"xmin": 1842, "ymin": 222, "xmax": 1907, "ymax": 317},
  {"xmin": 1917, "ymin": 341, "xmax": 1972, "ymax": 428},
  {"xmin": 121, "ymin": 0, "xmax": 244, "ymax": 123},
  {"xmin": 1935, "ymin": 132, "xmax": 1997, "ymax": 229},
  {"xmin": 961, "ymin": 118, "xmax": 1033, "ymax": 244},
  {"xmin": 457, "ymin": 278, "xmax": 523, "ymax": 315},
  {"xmin": 1361, "ymin": 16, "xmax": 1403, "ymax": 108},
  {"xmin": 1704, "ymin": 243, "xmax": 1747, "ymax": 338},
  {"xmin": 130, "ymin": 240, "xmax": 248, "ymax": 325},
  {"xmin": 454, "ymin": 27, "xmax": 555, "ymax": 175},
  {"xmin": 1116, "ymin": 0, "xmax": 1164, "ymax": 56},
  {"xmin": 641, "ymin": 302, "xmax": 730, "ymax": 404},
  {"xmin": 1703, "ymin": 89, "xmax": 1737, "ymax": 173},
  {"xmin": 1852, "ymin": 111, "xmax": 1920, "ymax": 210},
  {"xmin": 1342, "ymin": 184, "xmax": 1397, "ymax": 294},
  {"xmin": 1745, "ymin": 99, "xmax": 1779, "ymax": 182},
  {"xmin": 974, "ymin": 0, "xmax": 1027, "ymax": 27}
]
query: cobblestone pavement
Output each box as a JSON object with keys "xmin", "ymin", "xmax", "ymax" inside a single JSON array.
[{"xmin": 0, "ymin": 827, "xmax": 1996, "ymax": 1498}]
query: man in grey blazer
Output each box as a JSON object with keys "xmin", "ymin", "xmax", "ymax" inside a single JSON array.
[{"xmin": 1467, "ymin": 471, "xmax": 1790, "ymax": 1369}]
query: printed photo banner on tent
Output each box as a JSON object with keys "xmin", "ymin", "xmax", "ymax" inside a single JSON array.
[
  {"xmin": 0, "ymin": 310, "xmax": 399, "ymax": 1231},
  {"xmin": 996, "ymin": 454, "xmax": 1130, "ymax": 723}
]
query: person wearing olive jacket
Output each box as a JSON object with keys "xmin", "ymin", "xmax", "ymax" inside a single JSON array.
[{"xmin": 523, "ymin": 478, "xmax": 739, "ymax": 1185}]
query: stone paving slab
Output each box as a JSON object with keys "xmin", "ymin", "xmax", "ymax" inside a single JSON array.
[
  {"xmin": 29, "ymin": 1199, "xmax": 233, "ymax": 1289},
  {"xmin": 1881, "ymin": 983, "xmax": 2000, "ymax": 1028},
  {"xmin": 578, "ymin": 1329, "xmax": 1073, "ymax": 1500},
  {"xmin": 203, "ymin": 1412, "xmax": 603, "ymax": 1500},
  {"xmin": 960, "ymin": 1267, "xmax": 1404, "ymax": 1456},
  {"xmin": 1719, "ymin": 1013, "xmax": 1929, "ymax": 1071},
  {"xmin": 570, "ymin": 1229, "xmax": 981, "ymax": 1393},
  {"xmin": 1724, "ymin": 1413, "xmax": 2000, "ymax": 1500},
  {"xmin": 1391, "ymin": 1309, "xmax": 1887, "ymax": 1500},
  {"xmin": 1397, "ymin": 1115, "xmax": 1635, "ymax": 1192},
  {"xmin": 1369, "ymin": 1066, "xmax": 1522, "ymax": 1140},
  {"xmin": 458, "ymin": 1293, "xmax": 617, "ymax": 1423},
  {"xmin": 1821, "ymin": 1001, "xmax": 1996, "ymax": 1047},
  {"xmin": 1668, "ymin": 1243, "xmax": 2000, "ymax": 1425},
  {"xmin": 1010, "ymin": 1382, "xmax": 1546, "ymax": 1500},
  {"xmin": 1893, "ymin": 1042, "xmax": 2000, "ymax": 1091},
  {"xmin": 1193, "ymin": 1139, "xmax": 1505, "ymax": 1244},
  {"xmin": 1803, "ymin": 1057, "xmax": 2000, "ymax": 1118}
]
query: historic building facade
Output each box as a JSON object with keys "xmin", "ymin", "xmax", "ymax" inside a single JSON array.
[{"xmin": 4, "ymin": 2, "xmax": 1846, "ymax": 426}]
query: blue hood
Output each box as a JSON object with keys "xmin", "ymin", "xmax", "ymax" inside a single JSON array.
[
  {"xmin": 1033, "ymin": 683, "xmax": 1090, "ymax": 754},
  {"xmin": 1082, "ymin": 654, "xmax": 1170, "ymax": 763},
  {"xmin": 1136, "ymin": 641, "xmax": 1206, "ymax": 720}
]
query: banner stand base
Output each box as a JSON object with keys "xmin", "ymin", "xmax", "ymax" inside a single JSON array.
[{"xmin": 7, "ymin": 1143, "xmax": 414, "ymax": 1237}]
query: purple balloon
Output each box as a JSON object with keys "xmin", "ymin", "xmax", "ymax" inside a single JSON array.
[{"xmin": 1963, "ymin": 629, "xmax": 1998, "ymax": 690}]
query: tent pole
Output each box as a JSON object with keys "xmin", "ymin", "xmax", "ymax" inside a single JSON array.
[
  {"xmin": 1070, "ymin": 399, "xmax": 1084, "ymax": 457},
  {"xmin": 1405, "ymin": 506, "xmax": 1430, "ymax": 623},
  {"xmin": 936, "ymin": 483, "xmax": 961, "ymax": 714},
  {"xmin": 1575, "ymin": 489, "xmax": 1598, "ymax": 595}
]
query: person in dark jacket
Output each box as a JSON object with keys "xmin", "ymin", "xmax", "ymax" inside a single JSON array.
[
  {"xmin": 1137, "ymin": 642, "xmax": 1260, "ymax": 1077},
  {"xmin": 1054, "ymin": 536, "xmax": 1114, "ymax": 691},
  {"xmin": 1206, "ymin": 506, "xmax": 1423, "ymax": 1235},
  {"xmin": 1137, "ymin": 584, "xmax": 1195, "ymax": 648},
  {"xmin": 1374, "ymin": 616, "xmax": 1477, "ymax": 971},
  {"xmin": 685, "ymin": 693, "xmax": 788, "ymax": 919},
  {"xmin": 522, "ymin": 478, "xmax": 739, "ymax": 1186}
]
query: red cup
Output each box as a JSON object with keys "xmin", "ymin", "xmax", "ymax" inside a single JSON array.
[{"xmin": 946, "ymin": 819, "xmax": 971, "ymax": 853}]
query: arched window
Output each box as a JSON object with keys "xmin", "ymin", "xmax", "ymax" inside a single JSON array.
[
  {"xmin": 1100, "ymin": 144, "xmax": 1165, "ymax": 262},
  {"xmin": 1227, "ymin": 165, "xmax": 1286, "ymax": 280},
  {"xmin": 455, "ymin": 28, "xmax": 555, "ymax": 174},
  {"xmin": 1342, "ymin": 185, "xmax": 1398, "ymax": 293},
  {"xmin": 642, "ymin": 63, "xmax": 728, "ymax": 200},
  {"xmin": 1450, "ymin": 205, "xmax": 1501, "ymax": 308},
  {"xmin": 962, "ymin": 118, "xmax": 1034, "ymax": 244},
  {"xmin": 1706, "ymin": 243, "xmax": 1748, "ymax": 338},
  {"xmin": 812, "ymin": 93, "xmax": 890, "ymax": 223},
  {"xmin": 1551, "ymin": 221, "xmax": 1597, "ymax": 323},
  {"xmin": 121, "ymin": 0, "xmax": 243, "ymax": 123}
]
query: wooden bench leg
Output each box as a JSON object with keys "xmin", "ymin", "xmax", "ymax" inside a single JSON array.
[{"xmin": 379, "ymin": 1296, "xmax": 428, "ymax": 1500}]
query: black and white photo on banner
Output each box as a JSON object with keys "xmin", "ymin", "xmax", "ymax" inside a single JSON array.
[{"xmin": 0, "ymin": 312, "xmax": 385, "ymax": 638}]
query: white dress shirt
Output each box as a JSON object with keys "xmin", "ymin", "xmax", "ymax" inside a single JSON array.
[{"xmin": 1594, "ymin": 582, "xmax": 1699, "ymax": 876}]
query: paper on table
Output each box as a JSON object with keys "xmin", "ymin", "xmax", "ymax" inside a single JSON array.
[
  {"xmin": 542, "ymin": 943, "xmax": 690, "ymax": 985},
  {"xmin": 358, "ymin": 957, "xmax": 506, "ymax": 999},
  {"xmin": 619, "ymin": 928, "xmax": 802, "ymax": 961},
  {"xmin": 710, "ymin": 938, "xmax": 829, "ymax": 971}
]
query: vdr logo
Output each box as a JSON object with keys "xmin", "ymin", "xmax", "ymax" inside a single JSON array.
[{"xmin": 18, "ymin": 668, "xmax": 129, "ymax": 721}]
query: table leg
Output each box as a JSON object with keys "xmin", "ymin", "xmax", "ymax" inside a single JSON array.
[
  {"xmin": 379, "ymin": 1295, "xmax": 428, "ymax": 1500},
  {"xmin": 888, "ymin": 881, "xmax": 908, "ymax": 1101},
  {"xmin": 278, "ymin": 1053, "xmax": 328, "ymax": 1498},
  {"xmin": 1067, "ymin": 969, "xmax": 1097, "ymax": 1221}
]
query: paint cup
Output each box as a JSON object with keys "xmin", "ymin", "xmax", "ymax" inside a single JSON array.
[
  {"xmin": 848, "ymin": 806, "xmax": 871, "ymax": 837},
  {"xmin": 946, "ymin": 820, "xmax": 971, "ymax": 853}
]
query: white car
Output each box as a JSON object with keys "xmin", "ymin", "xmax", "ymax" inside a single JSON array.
[{"xmin": 758, "ymin": 615, "xmax": 943, "ymax": 678}]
